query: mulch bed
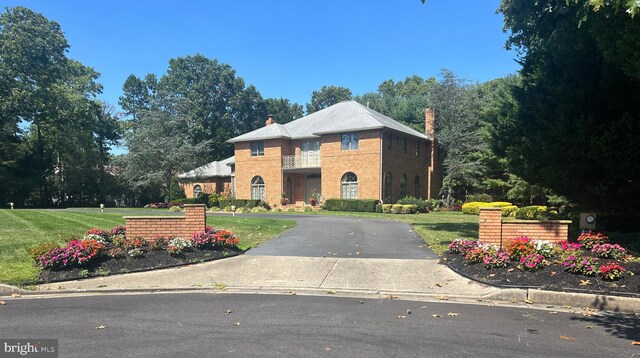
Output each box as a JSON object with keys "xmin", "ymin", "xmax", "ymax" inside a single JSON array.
[
  {"xmin": 441, "ymin": 252, "xmax": 640, "ymax": 298},
  {"xmin": 38, "ymin": 247, "xmax": 242, "ymax": 284}
]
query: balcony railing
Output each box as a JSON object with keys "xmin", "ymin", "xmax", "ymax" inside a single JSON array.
[{"xmin": 282, "ymin": 154, "xmax": 321, "ymax": 169}]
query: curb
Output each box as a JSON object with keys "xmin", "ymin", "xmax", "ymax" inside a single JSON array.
[{"xmin": 0, "ymin": 284, "xmax": 26, "ymax": 296}]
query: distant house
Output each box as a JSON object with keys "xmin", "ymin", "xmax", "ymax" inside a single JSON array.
[
  {"xmin": 178, "ymin": 156, "xmax": 234, "ymax": 199},
  {"xmin": 179, "ymin": 100, "xmax": 442, "ymax": 205}
]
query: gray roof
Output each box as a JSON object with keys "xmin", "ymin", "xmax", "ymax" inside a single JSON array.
[
  {"xmin": 178, "ymin": 156, "xmax": 234, "ymax": 179},
  {"xmin": 228, "ymin": 100, "xmax": 429, "ymax": 143}
]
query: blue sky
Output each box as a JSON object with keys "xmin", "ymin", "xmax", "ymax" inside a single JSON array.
[{"xmin": 4, "ymin": 0, "xmax": 520, "ymax": 109}]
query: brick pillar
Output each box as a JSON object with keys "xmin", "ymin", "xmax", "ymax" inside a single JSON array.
[
  {"xmin": 479, "ymin": 207, "xmax": 503, "ymax": 247},
  {"xmin": 184, "ymin": 204, "xmax": 206, "ymax": 233}
]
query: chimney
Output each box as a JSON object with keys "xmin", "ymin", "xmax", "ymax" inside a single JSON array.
[
  {"xmin": 265, "ymin": 115, "xmax": 276, "ymax": 126},
  {"xmin": 425, "ymin": 108, "xmax": 435, "ymax": 139}
]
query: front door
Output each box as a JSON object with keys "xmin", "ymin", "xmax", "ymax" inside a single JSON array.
[{"xmin": 305, "ymin": 174, "xmax": 321, "ymax": 204}]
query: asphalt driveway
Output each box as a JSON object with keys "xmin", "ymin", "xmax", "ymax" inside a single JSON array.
[{"xmin": 225, "ymin": 214, "xmax": 437, "ymax": 259}]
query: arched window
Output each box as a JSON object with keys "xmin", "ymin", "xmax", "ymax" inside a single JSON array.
[
  {"xmin": 400, "ymin": 174, "xmax": 408, "ymax": 198},
  {"xmin": 383, "ymin": 172, "xmax": 393, "ymax": 203},
  {"xmin": 251, "ymin": 176, "xmax": 265, "ymax": 200},
  {"xmin": 341, "ymin": 172, "xmax": 358, "ymax": 199},
  {"xmin": 414, "ymin": 176, "xmax": 421, "ymax": 198},
  {"xmin": 193, "ymin": 185, "xmax": 202, "ymax": 198}
]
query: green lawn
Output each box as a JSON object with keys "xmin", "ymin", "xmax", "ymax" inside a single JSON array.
[{"xmin": 0, "ymin": 209, "xmax": 294, "ymax": 286}]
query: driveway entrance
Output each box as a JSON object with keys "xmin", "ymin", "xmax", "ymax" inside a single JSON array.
[{"xmin": 243, "ymin": 214, "xmax": 437, "ymax": 259}]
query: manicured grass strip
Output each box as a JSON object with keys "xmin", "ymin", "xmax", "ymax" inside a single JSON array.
[
  {"xmin": 206, "ymin": 216, "xmax": 295, "ymax": 250},
  {"xmin": 0, "ymin": 209, "xmax": 294, "ymax": 286}
]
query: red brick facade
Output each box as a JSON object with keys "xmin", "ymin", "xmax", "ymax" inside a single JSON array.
[
  {"xmin": 124, "ymin": 204, "xmax": 206, "ymax": 240},
  {"xmin": 479, "ymin": 207, "xmax": 570, "ymax": 246},
  {"xmin": 181, "ymin": 178, "xmax": 231, "ymax": 199}
]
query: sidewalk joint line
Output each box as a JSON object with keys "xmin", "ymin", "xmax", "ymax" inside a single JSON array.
[{"xmin": 318, "ymin": 258, "xmax": 339, "ymax": 288}]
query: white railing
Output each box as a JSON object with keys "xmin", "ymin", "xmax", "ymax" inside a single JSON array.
[{"xmin": 282, "ymin": 154, "xmax": 321, "ymax": 169}]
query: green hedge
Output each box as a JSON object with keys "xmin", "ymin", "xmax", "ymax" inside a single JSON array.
[
  {"xmin": 514, "ymin": 205, "xmax": 548, "ymax": 220},
  {"xmin": 170, "ymin": 196, "xmax": 208, "ymax": 206},
  {"xmin": 396, "ymin": 196, "xmax": 427, "ymax": 212},
  {"xmin": 218, "ymin": 199, "xmax": 265, "ymax": 209},
  {"xmin": 461, "ymin": 201, "xmax": 513, "ymax": 215},
  {"xmin": 323, "ymin": 199, "xmax": 379, "ymax": 212}
]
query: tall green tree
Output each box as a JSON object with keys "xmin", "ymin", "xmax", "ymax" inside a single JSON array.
[
  {"xmin": 306, "ymin": 85, "xmax": 352, "ymax": 114},
  {"xmin": 121, "ymin": 93, "xmax": 211, "ymax": 202},
  {"xmin": 497, "ymin": 1, "xmax": 640, "ymax": 223},
  {"xmin": 264, "ymin": 98, "xmax": 303, "ymax": 124}
]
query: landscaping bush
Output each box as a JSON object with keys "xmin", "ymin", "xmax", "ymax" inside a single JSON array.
[
  {"xmin": 563, "ymin": 255, "xmax": 598, "ymax": 276},
  {"xmin": 534, "ymin": 240, "xmax": 554, "ymax": 259},
  {"xmin": 518, "ymin": 253, "xmax": 545, "ymax": 271},
  {"xmin": 464, "ymin": 248, "xmax": 491, "ymax": 264},
  {"xmin": 425, "ymin": 198, "xmax": 441, "ymax": 212},
  {"xmin": 323, "ymin": 199, "xmax": 379, "ymax": 212},
  {"xmin": 448, "ymin": 239, "xmax": 480, "ymax": 254},
  {"xmin": 84, "ymin": 228, "xmax": 111, "ymax": 243},
  {"xmin": 400, "ymin": 204, "xmax": 419, "ymax": 214},
  {"xmin": 514, "ymin": 206, "xmax": 548, "ymax": 220},
  {"xmin": 598, "ymin": 262, "xmax": 625, "ymax": 281},
  {"xmin": 504, "ymin": 236, "xmax": 536, "ymax": 261},
  {"xmin": 391, "ymin": 204, "xmax": 403, "ymax": 214},
  {"xmin": 149, "ymin": 235, "xmax": 169, "ymax": 251},
  {"xmin": 208, "ymin": 193, "xmax": 222, "ymax": 208},
  {"xmin": 215, "ymin": 229, "xmax": 239, "ymax": 247},
  {"xmin": 591, "ymin": 243, "xmax": 626, "ymax": 260},
  {"xmin": 191, "ymin": 231, "xmax": 218, "ymax": 249},
  {"xmin": 381, "ymin": 204, "xmax": 393, "ymax": 213},
  {"xmin": 26, "ymin": 242, "xmax": 61, "ymax": 262},
  {"xmin": 577, "ymin": 231, "xmax": 608, "ymax": 249},
  {"xmin": 144, "ymin": 202, "xmax": 173, "ymax": 209},
  {"xmin": 501, "ymin": 205, "xmax": 518, "ymax": 217},
  {"xmin": 396, "ymin": 196, "xmax": 427, "ymax": 212},
  {"xmin": 37, "ymin": 239, "xmax": 104, "ymax": 269},
  {"xmin": 375, "ymin": 203, "xmax": 383, "ymax": 213},
  {"xmin": 171, "ymin": 195, "xmax": 209, "ymax": 206},
  {"xmin": 461, "ymin": 201, "xmax": 513, "ymax": 215},
  {"xmin": 250, "ymin": 206, "xmax": 268, "ymax": 213},
  {"xmin": 128, "ymin": 248, "xmax": 144, "ymax": 258},
  {"xmin": 169, "ymin": 206, "xmax": 183, "ymax": 212},
  {"xmin": 218, "ymin": 199, "xmax": 263, "ymax": 209},
  {"xmin": 166, "ymin": 238, "xmax": 194, "ymax": 256},
  {"xmin": 483, "ymin": 251, "xmax": 510, "ymax": 269}
]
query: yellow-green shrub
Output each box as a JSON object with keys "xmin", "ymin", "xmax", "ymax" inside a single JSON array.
[
  {"xmin": 514, "ymin": 206, "xmax": 548, "ymax": 220},
  {"xmin": 501, "ymin": 205, "xmax": 519, "ymax": 217},
  {"xmin": 461, "ymin": 201, "xmax": 513, "ymax": 215}
]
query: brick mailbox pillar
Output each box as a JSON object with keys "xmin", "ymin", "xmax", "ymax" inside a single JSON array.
[
  {"xmin": 124, "ymin": 204, "xmax": 207, "ymax": 240},
  {"xmin": 479, "ymin": 207, "xmax": 503, "ymax": 246}
]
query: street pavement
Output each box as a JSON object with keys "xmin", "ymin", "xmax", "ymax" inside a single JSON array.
[{"xmin": 1, "ymin": 293, "xmax": 637, "ymax": 357}]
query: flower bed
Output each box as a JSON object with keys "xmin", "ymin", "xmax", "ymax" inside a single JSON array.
[
  {"xmin": 442, "ymin": 233, "xmax": 639, "ymax": 297},
  {"xmin": 34, "ymin": 225, "xmax": 242, "ymax": 283}
]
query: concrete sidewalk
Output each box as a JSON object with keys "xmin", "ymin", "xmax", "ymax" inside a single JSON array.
[{"xmin": 37, "ymin": 255, "xmax": 497, "ymax": 298}]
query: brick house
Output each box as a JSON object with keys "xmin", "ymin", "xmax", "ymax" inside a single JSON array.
[
  {"xmin": 224, "ymin": 100, "xmax": 442, "ymax": 206},
  {"xmin": 178, "ymin": 156, "xmax": 234, "ymax": 199}
]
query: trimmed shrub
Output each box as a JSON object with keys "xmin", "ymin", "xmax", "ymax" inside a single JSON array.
[
  {"xmin": 218, "ymin": 199, "xmax": 263, "ymax": 209},
  {"xmin": 208, "ymin": 193, "xmax": 222, "ymax": 208},
  {"xmin": 400, "ymin": 204, "xmax": 419, "ymax": 214},
  {"xmin": 375, "ymin": 203, "xmax": 383, "ymax": 213},
  {"xmin": 323, "ymin": 199, "xmax": 379, "ymax": 212},
  {"xmin": 169, "ymin": 205, "xmax": 183, "ymax": 212},
  {"xmin": 250, "ymin": 206, "xmax": 268, "ymax": 213},
  {"xmin": 501, "ymin": 205, "xmax": 518, "ymax": 217},
  {"xmin": 425, "ymin": 198, "xmax": 441, "ymax": 212},
  {"xmin": 396, "ymin": 196, "xmax": 427, "ymax": 212},
  {"xmin": 391, "ymin": 204, "xmax": 403, "ymax": 214},
  {"xmin": 170, "ymin": 195, "xmax": 208, "ymax": 206},
  {"xmin": 461, "ymin": 201, "xmax": 513, "ymax": 215},
  {"xmin": 514, "ymin": 205, "xmax": 548, "ymax": 220},
  {"xmin": 381, "ymin": 204, "xmax": 393, "ymax": 213}
]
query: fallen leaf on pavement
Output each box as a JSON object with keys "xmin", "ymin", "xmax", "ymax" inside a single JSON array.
[
  {"xmin": 631, "ymin": 341, "xmax": 640, "ymax": 345},
  {"xmin": 559, "ymin": 336, "xmax": 575, "ymax": 341},
  {"xmin": 511, "ymin": 299, "xmax": 519, "ymax": 304},
  {"xmin": 550, "ymin": 311, "xmax": 558, "ymax": 315},
  {"xmin": 0, "ymin": 301, "xmax": 5, "ymax": 305},
  {"xmin": 11, "ymin": 293, "xmax": 21, "ymax": 298},
  {"xmin": 525, "ymin": 299, "xmax": 534, "ymax": 304},
  {"xmin": 234, "ymin": 322, "xmax": 240, "ymax": 326},
  {"xmin": 586, "ymin": 326, "xmax": 593, "ymax": 329},
  {"xmin": 225, "ymin": 309, "xmax": 233, "ymax": 315},
  {"xmin": 406, "ymin": 309, "xmax": 412, "ymax": 315},
  {"xmin": 447, "ymin": 312, "xmax": 460, "ymax": 317},
  {"xmin": 385, "ymin": 295, "xmax": 398, "ymax": 300},
  {"xmin": 436, "ymin": 295, "xmax": 448, "ymax": 301},
  {"xmin": 551, "ymin": 271, "xmax": 557, "ymax": 276},
  {"xmin": 396, "ymin": 315, "xmax": 407, "ymax": 319},
  {"xmin": 432, "ymin": 314, "xmax": 441, "ymax": 318},
  {"xmin": 420, "ymin": 305, "xmax": 427, "ymax": 309},
  {"xmin": 488, "ymin": 274, "xmax": 496, "ymax": 278},
  {"xmin": 96, "ymin": 325, "xmax": 107, "ymax": 330},
  {"xmin": 579, "ymin": 280, "xmax": 591, "ymax": 286},
  {"xmin": 507, "ymin": 268, "xmax": 515, "ymax": 272},
  {"xmin": 325, "ymin": 347, "xmax": 331, "ymax": 351},
  {"xmin": 327, "ymin": 290, "xmax": 336, "ymax": 295}
]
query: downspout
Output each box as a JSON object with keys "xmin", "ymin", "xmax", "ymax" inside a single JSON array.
[{"xmin": 379, "ymin": 130, "xmax": 384, "ymax": 203}]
